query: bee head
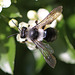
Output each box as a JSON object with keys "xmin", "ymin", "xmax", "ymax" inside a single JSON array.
[{"xmin": 20, "ymin": 27, "xmax": 27, "ymax": 38}]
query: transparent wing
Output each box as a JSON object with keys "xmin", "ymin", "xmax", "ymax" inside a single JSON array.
[
  {"xmin": 33, "ymin": 40, "xmax": 56, "ymax": 68},
  {"xmin": 42, "ymin": 42, "xmax": 54, "ymax": 54},
  {"xmin": 35, "ymin": 6, "xmax": 63, "ymax": 29}
]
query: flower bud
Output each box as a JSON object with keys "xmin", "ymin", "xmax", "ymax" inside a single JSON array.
[
  {"xmin": 8, "ymin": 19, "xmax": 18, "ymax": 28},
  {"xmin": 27, "ymin": 10, "xmax": 37, "ymax": 20},
  {"xmin": 37, "ymin": 8, "xmax": 49, "ymax": 21}
]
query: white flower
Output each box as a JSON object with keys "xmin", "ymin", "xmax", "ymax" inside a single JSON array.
[
  {"xmin": 59, "ymin": 52, "xmax": 75, "ymax": 64},
  {"xmin": 2, "ymin": 0, "xmax": 11, "ymax": 8},
  {"xmin": 8, "ymin": 19, "xmax": 18, "ymax": 28},
  {"xmin": 0, "ymin": 0, "xmax": 11, "ymax": 12}
]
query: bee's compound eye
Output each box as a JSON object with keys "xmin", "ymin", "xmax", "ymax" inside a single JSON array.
[
  {"xmin": 20, "ymin": 27, "xmax": 27, "ymax": 38},
  {"xmin": 21, "ymin": 33, "xmax": 26, "ymax": 38},
  {"xmin": 29, "ymin": 28, "xmax": 39, "ymax": 40}
]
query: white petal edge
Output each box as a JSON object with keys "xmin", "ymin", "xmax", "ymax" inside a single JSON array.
[
  {"xmin": 16, "ymin": 34, "xmax": 26, "ymax": 43},
  {"xmin": 0, "ymin": 6, "xmax": 2, "ymax": 12}
]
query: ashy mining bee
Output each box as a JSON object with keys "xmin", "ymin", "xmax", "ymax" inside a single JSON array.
[{"xmin": 11, "ymin": 6, "xmax": 63, "ymax": 68}]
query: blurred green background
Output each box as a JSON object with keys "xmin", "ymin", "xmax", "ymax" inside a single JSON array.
[{"xmin": 0, "ymin": 0, "xmax": 75, "ymax": 75}]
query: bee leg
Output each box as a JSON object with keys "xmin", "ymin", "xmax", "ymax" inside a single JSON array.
[
  {"xmin": 35, "ymin": 20, "xmax": 38, "ymax": 25},
  {"xmin": 42, "ymin": 26, "xmax": 45, "ymax": 29},
  {"xmin": 35, "ymin": 45, "xmax": 38, "ymax": 49},
  {"xmin": 22, "ymin": 41, "xmax": 25, "ymax": 43},
  {"xmin": 28, "ymin": 25, "xmax": 30, "ymax": 27},
  {"xmin": 22, "ymin": 39, "xmax": 28, "ymax": 43},
  {"xmin": 25, "ymin": 39, "xmax": 27, "ymax": 41}
]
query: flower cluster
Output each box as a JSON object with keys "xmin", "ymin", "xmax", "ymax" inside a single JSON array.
[
  {"xmin": 9, "ymin": 8, "xmax": 63, "ymax": 50},
  {"xmin": 0, "ymin": 0, "xmax": 11, "ymax": 12}
]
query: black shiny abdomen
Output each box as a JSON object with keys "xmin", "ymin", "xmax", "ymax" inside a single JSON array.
[
  {"xmin": 21, "ymin": 27, "xmax": 27, "ymax": 38},
  {"xmin": 44, "ymin": 28, "xmax": 57, "ymax": 42},
  {"xmin": 29, "ymin": 28, "xmax": 39, "ymax": 40}
]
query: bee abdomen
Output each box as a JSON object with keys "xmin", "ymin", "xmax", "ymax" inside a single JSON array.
[{"xmin": 44, "ymin": 28, "xmax": 57, "ymax": 42}]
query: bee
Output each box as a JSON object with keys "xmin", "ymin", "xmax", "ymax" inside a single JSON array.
[{"xmin": 12, "ymin": 6, "xmax": 63, "ymax": 68}]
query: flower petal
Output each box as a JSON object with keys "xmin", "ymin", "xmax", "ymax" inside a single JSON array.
[
  {"xmin": 16, "ymin": 34, "xmax": 26, "ymax": 43},
  {"xmin": 50, "ymin": 20, "xmax": 57, "ymax": 28},
  {"xmin": 19, "ymin": 22, "xmax": 28, "ymax": 30},
  {"xmin": 57, "ymin": 14, "xmax": 63, "ymax": 21}
]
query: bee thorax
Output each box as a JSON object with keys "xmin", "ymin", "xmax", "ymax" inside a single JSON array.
[
  {"xmin": 29, "ymin": 28, "xmax": 39, "ymax": 40},
  {"xmin": 28, "ymin": 28, "xmax": 44, "ymax": 42}
]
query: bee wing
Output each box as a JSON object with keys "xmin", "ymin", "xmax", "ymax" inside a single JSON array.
[
  {"xmin": 33, "ymin": 40, "xmax": 56, "ymax": 68},
  {"xmin": 35, "ymin": 6, "xmax": 63, "ymax": 29}
]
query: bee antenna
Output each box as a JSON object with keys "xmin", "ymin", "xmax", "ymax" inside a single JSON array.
[
  {"xmin": 11, "ymin": 20, "xmax": 21, "ymax": 31},
  {"xmin": 7, "ymin": 33, "xmax": 18, "ymax": 38}
]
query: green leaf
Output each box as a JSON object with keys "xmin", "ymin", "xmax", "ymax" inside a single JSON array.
[
  {"xmin": 1, "ymin": 5, "xmax": 22, "ymax": 18},
  {"xmin": 0, "ymin": 17, "xmax": 16, "ymax": 74},
  {"xmin": 67, "ymin": 14, "xmax": 75, "ymax": 30}
]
